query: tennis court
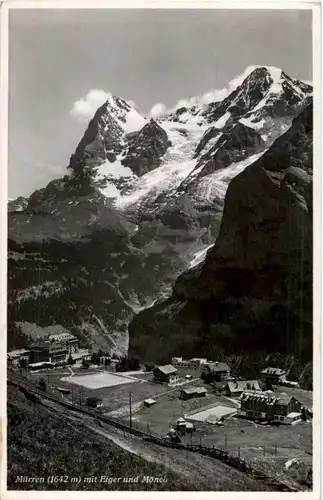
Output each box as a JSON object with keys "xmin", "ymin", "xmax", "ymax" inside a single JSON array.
[{"xmin": 61, "ymin": 372, "xmax": 139, "ymax": 389}]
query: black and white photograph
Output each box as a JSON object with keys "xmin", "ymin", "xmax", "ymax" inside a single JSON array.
[{"xmin": 1, "ymin": 2, "xmax": 321, "ymax": 497}]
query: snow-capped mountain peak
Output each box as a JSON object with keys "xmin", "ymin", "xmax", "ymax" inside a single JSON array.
[{"xmin": 63, "ymin": 66, "xmax": 312, "ymax": 217}]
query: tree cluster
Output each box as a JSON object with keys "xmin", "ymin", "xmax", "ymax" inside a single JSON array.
[{"xmin": 115, "ymin": 356, "xmax": 140, "ymax": 372}]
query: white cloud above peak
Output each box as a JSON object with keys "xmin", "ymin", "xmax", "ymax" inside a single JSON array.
[{"xmin": 70, "ymin": 89, "xmax": 112, "ymax": 123}]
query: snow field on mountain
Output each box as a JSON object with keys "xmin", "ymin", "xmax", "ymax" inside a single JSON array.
[
  {"xmin": 116, "ymin": 121, "xmax": 207, "ymax": 208},
  {"xmin": 116, "ymin": 158, "xmax": 197, "ymax": 208},
  {"xmin": 194, "ymin": 151, "xmax": 266, "ymax": 203}
]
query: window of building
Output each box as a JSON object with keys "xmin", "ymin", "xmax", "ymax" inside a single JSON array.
[
  {"xmin": 274, "ymin": 416, "xmax": 278, "ymax": 420},
  {"xmin": 280, "ymin": 416, "xmax": 284, "ymax": 421}
]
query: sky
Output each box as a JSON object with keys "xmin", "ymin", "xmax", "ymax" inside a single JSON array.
[{"xmin": 8, "ymin": 8, "xmax": 312, "ymax": 198}]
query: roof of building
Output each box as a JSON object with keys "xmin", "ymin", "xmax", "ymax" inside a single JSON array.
[
  {"xmin": 28, "ymin": 342, "xmax": 51, "ymax": 350},
  {"xmin": 261, "ymin": 367, "xmax": 287, "ymax": 375},
  {"xmin": 177, "ymin": 417, "xmax": 186, "ymax": 423},
  {"xmin": 29, "ymin": 361, "xmax": 54, "ymax": 367},
  {"xmin": 181, "ymin": 386, "xmax": 207, "ymax": 395},
  {"xmin": 287, "ymin": 412, "xmax": 302, "ymax": 418},
  {"xmin": 227, "ymin": 380, "xmax": 260, "ymax": 393},
  {"xmin": 240, "ymin": 390, "xmax": 272, "ymax": 402},
  {"xmin": 240, "ymin": 390, "xmax": 297, "ymax": 406},
  {"xmin": 196, "ymin": 387, "xmax": 207, "ymax": 393},
  {"xmin": 172, "ymin": 357, "xmax": 183, "ymax": 362},
  {"xmin": 275, "ymin": 394, "xmax": 294, "ymax": 405},
  {"xmin": 48, "ymin": 333, "xmax": 77, "ymax": 342},
  {"xmin": 7, "ymin": 349, "xmax": 30, "ymax": 359},
  {"xmin": 144, "ymin": 398, "xmax": 156, "ymax": 405},
  {"xmin": 155, "ymin": 364, "xmax": 178, "ymax": 375},
  {"xmin": 204, "ymin": 361, "xmax": 230, "ymax": 372}
]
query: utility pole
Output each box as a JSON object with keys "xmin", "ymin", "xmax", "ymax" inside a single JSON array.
[
  {"xmin": 263, "ymin": 446, "xmax": 266, "ymax": 457},
  {"xmin": 129, "ymin": 392, "xmax": 132, "ymax": 433}
]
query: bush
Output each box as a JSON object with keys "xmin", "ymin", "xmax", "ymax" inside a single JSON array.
[
  {"xmin": 86, "ymin": 397, "xmax": 102, "ymax": 408},
  {"xmin": 67, "ymin": 354, "xmax": 75, "ymax": 365},
  {"xmin": 144, "ymin": 362, "xmax": 155, "ymax": 372},
  {"xmin": 38, "ymin": 379, "xmax": 46, "ymax": 392},
  {"xmin": 18, "ymin": 357, "xmax": 28, "ymax": 369},
  {"xmin": 116, "ymin": 356, "xmax": 140, "ymax": 372}
]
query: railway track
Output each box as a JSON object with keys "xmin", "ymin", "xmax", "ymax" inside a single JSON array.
[{"xmin": 7, "ymin": 370, "xmax": 298, "ymax": 492}]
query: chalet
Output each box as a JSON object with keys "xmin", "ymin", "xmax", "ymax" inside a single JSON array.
[
  {"xmin": 201, "ymin": 361, "xmax": 230, "ymax": 380},
  {"xmin": 260, "ymin": 367, "xmax": 287, "ymax": 385},
  {"xmin": 225, "ymin": 380, "xmax": 261, "ymax": 397},
  {"xmin": 180, "ymin": 386, "xmax": 207, "ymax": 400},
  {"xmin": 238, "ymin": 390, "xmax": 304, "ymax": 424},
  {"xmin": 153, "ymin": 365, "xmax": 179, "ymax": 384}
]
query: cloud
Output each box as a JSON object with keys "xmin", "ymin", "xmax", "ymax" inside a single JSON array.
[
  {"xmin": 149, "ymin": 102, "xmax": 167, "ymax": 119},
  {"xmin": 148, "ymin": 65, "xmax": 278, "ymax": 118},
  {"xmin": 126, "ymin": 99, "xmax": 137, "ymax": 108},
  {"xmin": 70, "ymin": 89, "xmax": 112, "ymax": 122}
]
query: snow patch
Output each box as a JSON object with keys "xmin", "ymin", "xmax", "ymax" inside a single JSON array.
[
  {"xmin": 239, "ymin": 117, "xmax": 265, "ymax": 130},
  {"xmin": 97, "ymin": 158, "xmax": 133, "ymax": 179},
  {"xmin": 189, "ymin": 244, "xmax": 214, "ymax": 269},
  {"xmin": 214, "ymin": 111, "xmax": 231, "ymax": 129},
  {"xmin": 125, "ymin": 108, "xmax": 147, "ymax": 133}
]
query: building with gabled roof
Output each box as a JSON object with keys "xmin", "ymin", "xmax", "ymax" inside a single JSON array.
[
  {"xmin": 260, "ymin": 367, "xmax": 287, "ymax": 384},
  {"xmin": 153, "ymin": 364, "xmax": 179, "ymax": 384},
  {"xmin": 225, "ymin": 380, "xmax": 261, "ymax": 397},
  {"xmin": 180, "ymin": 386, "xmax": 207, "ymax": 400},
  {"xmin": 201, "ymin": 361, "xmax": 230, "ymax": 380}
]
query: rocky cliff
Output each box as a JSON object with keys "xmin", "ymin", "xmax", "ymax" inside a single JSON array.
[{"xmin": 128, "ymin": 102, "xmax": 313, "ymax": 363}]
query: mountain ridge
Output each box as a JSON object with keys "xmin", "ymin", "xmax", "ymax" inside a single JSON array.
[{"xmin": 8, "ymin": 66, "xmax": 312, "ymax": 354}]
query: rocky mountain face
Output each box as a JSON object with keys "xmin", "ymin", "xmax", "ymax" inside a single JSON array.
[
  {"xmin": 8, "ymin": 197, "xmax": 28, "ymax": 212},
  {"xmin": 8, "ymin": 186, "xmax": 185, "ymax": 352},
  {"xmin": 8, "ymin": 66, "xmax": 312, "ymax": 353},
  {"xmin": 128, "ymin": 102, "xmax": 313, "ymax": 364}
]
